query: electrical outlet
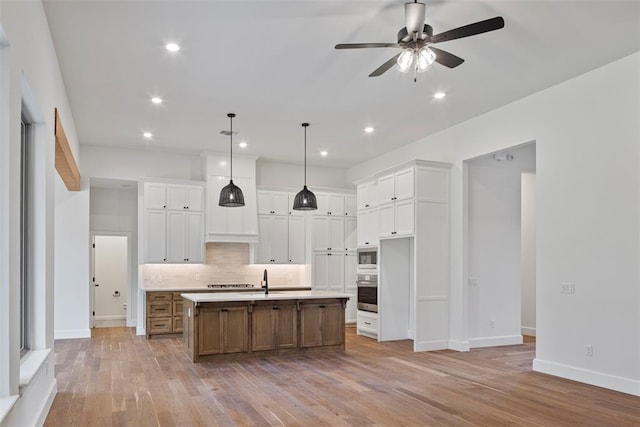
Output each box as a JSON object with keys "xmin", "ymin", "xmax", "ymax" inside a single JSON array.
[
  {"xmin": 560, "ymin": 282, "xmax": 575, "ymax": 294},
  {"xmin": 489, "ymin": 320, "xmax": 496, "ymax": 328},
  {"xmin": 195, "ymin": 273, "xmax": 200, "ymax": 281},
  {"xmin": 585, "ymin": 344, "xmax": 593, "ymax": 357}
]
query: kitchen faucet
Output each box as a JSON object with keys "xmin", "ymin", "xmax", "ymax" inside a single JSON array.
[{"xmin": 262, "ymin": 269, "xmax": 269, "ymax": 295}]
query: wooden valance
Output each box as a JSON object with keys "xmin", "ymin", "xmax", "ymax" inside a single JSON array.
[{"xmin": 54, "ymin": 108, "xmax": 80, "ymax": 191}]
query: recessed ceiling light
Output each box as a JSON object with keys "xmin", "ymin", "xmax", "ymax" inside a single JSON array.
[
  {"xmin": 320, "ymin": 150, "xmax": 328, "ymax": 157},
  {"xmin": 364, "ymin": 126, "xmax": 375, "ymax": 133},
  {"xmin": 151, "ymin": 97, "xmax": 163, "ymax": 104},
  {"xmin": 165, "ymin": 43, "xmax": 180, "ymax": 52},
  {"xmin": 219, "ymin": 160, "xmax": 227, "ymax": 167},
  {"xmin": 434, "ymin": 91, "xmax": 446, "ymax": 100},
  {"xmin": 143, "ymin": 132, "xmax": 153, "ymax": 139},
  {"xmin": 238, "ymin": 141, "xmax": 247, "ymax": 148}
]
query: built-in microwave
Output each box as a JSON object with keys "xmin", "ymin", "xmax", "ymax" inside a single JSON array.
[{"xmin": 357, "ymin": 248, "xmax": 377, "ymax": 269}]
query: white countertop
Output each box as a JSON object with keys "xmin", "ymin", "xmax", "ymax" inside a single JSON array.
[
  {"xmin": 181, "ymin": 290, "xmax": 350, "ymax": 303},
  {"xmin": 143, "ymin": 286, "xmax": 311, "ymax": 292}
]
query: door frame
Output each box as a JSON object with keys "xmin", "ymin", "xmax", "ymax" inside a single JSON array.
[{"xmin": 90, "ymin": 231, "xmax": 132, "ymax": 328}]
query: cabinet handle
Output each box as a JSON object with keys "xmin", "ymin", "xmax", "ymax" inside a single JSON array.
[
  {"xmin": 364, "ymin": 321, "xmax": 371, "ymax": 325},
  {"xmin": 319, "ymin": 305, "xmax": 326, "ymax": 308},
  {"xmin": 289, "ymin": 259, "xmax": 292, "ymax": 262},
  {"xmin": 272, "ymin": 307, "xmax": 279, "ymax": 310},
  {"xmin": 328, "ymin": 253, "xmax": 332, "ymax": 256},
  {"xmin": 364, "ymin": 242, "xmax": 369, "ymax": 245},
  {"xmin": 163, "ymin": 205, "xmax": 166, "ymax": 208},
  {"xmin": 221, "ymin": 309, "xmax": 228, "ymax": 312},
  {"xmin": 163, "ymin": 258, "xmax": 167, "ymax": 261},
  {"xmin": 365, "ymin": 204, "xmax": 370, "ymax": 208},
  {"xmin": 155, "ymin": 323, "xmax": 166, "ymax": 327}
]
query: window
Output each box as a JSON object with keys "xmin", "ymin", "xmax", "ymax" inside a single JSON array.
[{"xmin": 20, "ymin": 115, "xmax": 30, "ymax": 355}]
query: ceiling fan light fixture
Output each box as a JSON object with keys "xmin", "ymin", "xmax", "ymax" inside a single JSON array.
[
  {"xmin": 219, "ymin": 113, "xmax": 245, "ymax": 207},
  {"xmin": 293, "ymin": 123, "xmax": 317, "ymax": 211},
  {"xmin": 397, "ymin": 49, "xmax": 414, "ymax": 73},
  {"xmin": 417, "ymin": 47, "xmax": 436, "ymax": 72}
]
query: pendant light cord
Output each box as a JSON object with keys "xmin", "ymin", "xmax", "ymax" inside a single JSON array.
[
  {"xmin": 229, "ymin": 115, "xmax": 233, "ymax": 180},
  {"xmin": 304, "ymin": 125, "xmax": 307, "ymax": 186}
]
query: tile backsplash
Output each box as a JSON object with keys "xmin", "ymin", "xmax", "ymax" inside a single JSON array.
[{"xmin": 143, "ymin": 243, "xmax": 309, "ymax": 289}]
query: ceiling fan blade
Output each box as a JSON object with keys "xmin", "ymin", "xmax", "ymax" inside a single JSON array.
[
  {"xmin": 429, "ymin": 47, "xmax": 464, "ymax": 68},
  {"xmin": 369, "ymin": 53, "xmax": 401, "ymax": 77},
  {"xmin": 431, "ymin": 16, "xmax": 505, "ymax": 44},
  {"xmin": 335, "ymin": 43, "xmax": 399, "ymax": 49}
]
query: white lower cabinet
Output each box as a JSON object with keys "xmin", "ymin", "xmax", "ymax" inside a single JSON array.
[{"xmin": 357, "ymin": 310, "xmax": 378, "ymax": 338}]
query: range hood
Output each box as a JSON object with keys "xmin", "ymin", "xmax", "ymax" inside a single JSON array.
[{"xmin": 203, "ymin": 153, "xmax": 259, "ymax": 243}]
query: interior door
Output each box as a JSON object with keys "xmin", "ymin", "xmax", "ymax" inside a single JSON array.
[{"xmin": 93, "ymin": 235, "xmax": 128, "ymax": 328}]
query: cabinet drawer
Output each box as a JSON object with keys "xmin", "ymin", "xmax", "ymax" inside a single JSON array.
[
  {"xmin": 148, "ymin": 301, "xmax": 172, "ymax": 317},
  {"xmin": 357, "ymin": 312, "xmax": 378, "ymax": 333},
  {"xmin": 148, "ymin": 292, "xmax": 172, "ymax": 302},
  {"xmin": 148, "ymin": 318, "xmax": 172, "ymax": 334},
  {"xmin": 173, "ymin": 316, "xmax": 183, "ymax": 333},
  {"xmin": 172, "ymin": 292, "xmax": 185, "ymax": 300}
]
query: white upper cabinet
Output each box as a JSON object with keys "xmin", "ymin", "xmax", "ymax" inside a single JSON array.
[
  {"xmin": 166, "ymin": 184, "xmax": 204, "ymax": 211},
  {"xmin": 357, "ymin": 208, "xmax": 379, "ymax": 248},
  {"xmin": 345, "ymin": 196, "xmax": 357, "ymax": 217},
  {"xmin": 257, "ymin": 191, "xmax": 289, "ymax": 215},
  {"xmin": 377, "ymin": 167, "xmax": 414, "ymax": 204},
  {"xmin": 357, "ymin": 181, "xmax": 378, "ymax": 210},
  {"xmin": 256, "ymin": 190, "xmax": 306, "ymax": 264},
  {"xmin": 312, "ymin": 216, "xmax": 346, "ymax": 252},
  {"xmin": 314, "ymin": 193, "xmax": 349, "ymax": 216},
  {"xmin": 143, "ymin": 180, "xmax": 205, "ymax": 263},
  {"xmin": 144, "ymin": 182, "xmax": 167, "ymax": 209}
]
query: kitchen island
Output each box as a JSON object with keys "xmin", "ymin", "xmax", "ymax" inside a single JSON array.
[{"xmin": 181, "ymin": 291, "xmax": 350, "ymax": 362}]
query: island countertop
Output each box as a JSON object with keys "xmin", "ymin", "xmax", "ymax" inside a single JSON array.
[{"xmin": 181, "ymin": 290, "xmax": 350, "ymax": 303}]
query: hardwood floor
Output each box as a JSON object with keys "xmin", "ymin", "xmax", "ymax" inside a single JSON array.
[{"xmin": 45, "ymin": 328, "xmax": 639, "ymax": 426}]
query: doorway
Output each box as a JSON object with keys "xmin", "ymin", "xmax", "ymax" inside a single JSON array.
[
  {"xmin": 464, "ymin": 142, "xmax": 536, "ymax": 348},
  {"xmin": 91, "ymin": 234, "xmax": 129, "ymax": 328}
]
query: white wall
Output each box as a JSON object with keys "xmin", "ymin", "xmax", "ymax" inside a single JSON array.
[
  {"xmin": 466, "ymin": 144, "xmax": 535, "ymax": 348},
  {"xmin": 256, "ymin": 160, "xmax": 353, "ymax": 190},
  {"xmin": 348, "ymin": 52, "xmax": 640, "ymax": 395},
  {"xmin": 81, "ymin": 145, "xmax": 204, "ymax": 182},
  {"xmin": 0, "ymin": 0, "xmax": 80, "ymax": 424},
  {"xmin": 521, "ymin": 173, "xmax": 536, "ymax": 336}
]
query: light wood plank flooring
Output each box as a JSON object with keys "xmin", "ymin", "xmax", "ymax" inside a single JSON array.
[{"xmin": 45, "ymin": 328, "xmax": 639, "ymax": 426}]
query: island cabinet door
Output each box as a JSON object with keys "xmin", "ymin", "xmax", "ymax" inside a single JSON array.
[
  {"xmin": 223, "ymin": 307, "xmax": 250, "ymax": 354},
  {"xmin": 198, "ymin": 308, "xmax": 224, "ymax": 355},
  {"xmin": 198, "ymin": 305, "xmax": 249, "ymax": 355},
  {"xmin": 252, "ymin": 303, "xmax": 298, "ymax": 351},
  {"xmin": 300, "ymin": 302, "xmax": 345, "ymax": 348},
  {"xmin": 275, "ymin": 304, "xmax": 298, "ymax": 349},
  {"xmin": 251, "ymin": 305, "xmax": 277, "ymax": 351},
  {"xmin": 300, "ymin": 304, "xmax": 323, "ymax": 348}
]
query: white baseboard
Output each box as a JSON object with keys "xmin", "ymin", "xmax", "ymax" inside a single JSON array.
[
  {"xmin": 94, "ymin": 319, "xmax": 126, "ymax": 328},
  {"xmin": 448, "ymin": 339, "xmax": 470, "ymax": 352},
  {"xmin": 414, "ymin": 339, "xmax": 449, "ymax": 351},
  {"xmin": 521, "ymin": 326, "xmax": 536, "ymax": 336},
  {"xmin": 54, "ymin": 329, "xmax": 91, "ymax": 339},
  {"xmin": 533, "ymin": 358, "xmax": 640, "ymax": 397},
  {"xmin": 35, "ymin": 379, "xmax": 57, "ymax": 426},
  {"xmin": 469, "ymin": 334, "xmax": 523, "ymax": 348}
]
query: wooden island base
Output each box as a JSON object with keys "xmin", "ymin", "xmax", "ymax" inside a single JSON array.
[{"xmin": 182, "ymin": 294, "xmax": 349, "ymax": 362}]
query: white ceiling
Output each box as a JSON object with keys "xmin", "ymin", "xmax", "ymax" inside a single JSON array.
[{"xmin": 43, "ymin": 0, "xmax": 640, "ymax": 169}]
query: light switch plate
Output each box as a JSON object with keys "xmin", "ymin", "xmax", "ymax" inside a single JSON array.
[{"xmin": 560, "ymin": 282, "xmax": 575, "ymax": 294}]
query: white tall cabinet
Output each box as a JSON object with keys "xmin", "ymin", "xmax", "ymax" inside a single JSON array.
[
  {"xmin": 310, "ymin": 192, "xmax": 357, "ymax": 323},
  {"xmin": 142, "ymin": 180, "xmax": 205, "ymax": 263},
  {"xmin": 256, "ymin": 190, "xmax": 305, "ymax": 264},
  {"xmin": 356, "ymin": 160, "xmax": 451, "ymax": 351}
]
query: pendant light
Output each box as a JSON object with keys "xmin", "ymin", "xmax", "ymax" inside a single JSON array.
[
  {"xmin": 218, "ymin": 113, "xmax": 245, "ymax": 207},
  {"xmin": 293, "ymin": 122, "xmax": 317, "ymax": 211}
]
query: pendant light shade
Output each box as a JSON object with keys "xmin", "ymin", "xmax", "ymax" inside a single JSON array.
[
  {"xmin": 293, "ymin": 123, "xmax": 317, "ymax": 211},
  {"xmin": 219, "ymin": 113, "xmax": 245, "ymax": 207}
]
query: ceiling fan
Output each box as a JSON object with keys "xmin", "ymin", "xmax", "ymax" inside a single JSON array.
[{"xmin": 335, "ymin": 1, "xmax": 505, "ymax": 80}]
